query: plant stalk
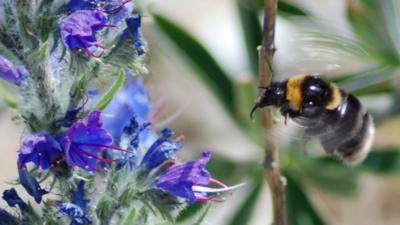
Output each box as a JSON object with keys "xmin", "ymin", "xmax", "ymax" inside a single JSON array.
[{"xmin": 259, "ymin": 1, "xmax": 287, "ymax": 225}]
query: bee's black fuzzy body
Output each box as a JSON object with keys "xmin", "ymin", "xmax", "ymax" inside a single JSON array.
[{"xmin": 251, "ymin": 74, "xmax": 375, "ymax": 164}]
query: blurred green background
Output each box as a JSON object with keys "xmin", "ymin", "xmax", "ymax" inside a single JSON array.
[{"xmin": 2, "ymin": 0, "xmax": 400, "ymax": 224}]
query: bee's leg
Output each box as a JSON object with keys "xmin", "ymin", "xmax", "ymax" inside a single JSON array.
[{"xmin": 280, "ymin": 103, "xmax": 298, "ymax": 125}]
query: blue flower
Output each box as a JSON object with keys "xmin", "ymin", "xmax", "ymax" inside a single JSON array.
[
  {"xmin": 140, "ymin": 129, "xmax": 182, "ymax": 171},
  {"xmin": 0, "ymin": 54, "xmax": 25, "ymax": 85},
  {"xmin": 0, "ymin": 208, "xmax": 18, "ymax": 225},
  {"xmin": 103, "ymin": 74, "xmax": 151, "ymax": 141},
  {"xmin": 59, "ymin": 10, "xmax": 109, "ymax": 57},
  {"xmin": 17, "ymin": 132, "xmax": 63, "ymax": 170},
  {"xmin": 67, "ymin": 0, "xmax": 131, "ymax": 14},
  {"xmin": 2, "ymin": 188, "xmax": 28, "ymax": 210},
  {"xmin": 154, "ymin": 152, "xmax": 211, "ymax": 203},
  {"xmin": 66, "ymin": 0, "xmax": 97, "ymax": 11},
  {"xmin": 154, "ymin": 152, "xmax": 243, "ymax": 203},
  {"xmin": 58, "ymin": 203, "xmax": 92, "ymax": 225},
  {"xmin": 60, "ymin": 111, "xmax": 113, "ymax": 172},
  {"xmin": 115, "ymin": 116, "xmax": 152, "ymax": 169},
  {"xmin": 72, "ymin": 181, "xmax": 89, "ymax": 209},
  {"xmin": 120, "ymin": 14, "xmax": 145, "ymax": 55},
  {"xmin": 18, "ymin": 168, "xmax": 48, "ymax": 203},
  {"xmin": 58, "ymin": 181, "xmax": 92, "ymax": 225}
]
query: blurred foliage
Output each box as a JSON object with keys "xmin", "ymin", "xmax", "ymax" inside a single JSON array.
[{"xmin": 151, "ymin": 0, "xmax": 400, "ymax": 224}]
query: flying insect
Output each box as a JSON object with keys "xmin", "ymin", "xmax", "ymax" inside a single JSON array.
[{"xmin": 250, "ymin": 74, "xmax": 375, "ymax": 164}]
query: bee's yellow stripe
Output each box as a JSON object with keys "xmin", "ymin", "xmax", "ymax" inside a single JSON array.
[
  {"xmin": 325, "ymin": 84, "xmax": 342, "ymax": 110},
  {"xmin": 286, "ymin": 74, "xmax": 306, "ymax": 111}
]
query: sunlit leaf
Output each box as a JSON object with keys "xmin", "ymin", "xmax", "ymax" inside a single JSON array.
[
  {"xmin": 285, "ymin": 172, "xmax": 325, "ymax": 225},
  {"xmin": 153, "ymin": 14, "xmax": 236, "ymax": 115},
  {"xmin": 227, "ymin": 170, "xmax": 264, "ymax": 225}
]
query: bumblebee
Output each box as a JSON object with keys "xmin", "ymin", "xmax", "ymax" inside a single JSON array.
[{"xmin": 250, "ymin": 74, "xmax": 375, "ymax": 165}]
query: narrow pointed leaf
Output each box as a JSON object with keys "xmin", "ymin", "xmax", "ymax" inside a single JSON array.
[
  {"xmin": 285, "ymin": 172, "xmax": 325, "ymax": 225},
  {"xmin": 299, "ymin": 158, "xmax": 359, "ymax": 197},
  {"xmin": 361, "ymin": 148, "xmax": 400, "ymax": 175},
  {"xmin": 192, "ymin": 204, "xmax": 211, "ymax": 225},
  {"xmin": 333, "ymin": 67, "xmax": 395, "ymax": 96},
  {"xmin": 227, "ymin": 170, "xmax": 264, "ymax": 225},
  {"xmin": 278, "ymin": 1, "xmax": 309, "ymax": 16},
  {"xmin": 95, "ymin": 70, "xmax": 125, "ymax": 110},
  {"xmin": 153, "ymin": 14, "xmax": 236, "ymax": 115},
  {"xmin": 347, "ymin": 0, "xmax": 400, "ymax": 64},
  {"xmin": 236, "ymin": 0, "xmax": 262, "ymax": 76},
  {"xmin": 177, "ymin": 203, "xmax": 204, "ymax": 223}
]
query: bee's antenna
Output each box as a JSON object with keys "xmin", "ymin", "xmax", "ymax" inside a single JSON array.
[{"xmin": 250, "ymin": 103, "xmax": 260, "ymax": 120}]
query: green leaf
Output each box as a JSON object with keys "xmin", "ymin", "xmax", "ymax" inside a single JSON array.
[
  {"xmin": 333, "ymin": 66, "xmax": 395, "ymax": 96},
  {"xmin": 192, "ymin": 204, "xmax": 211, "ymax": 225},
  {"xmin": 227, "ymin": 170, "xmax": 264, "ymax": 225},
  {"xmin": 278, "ymin": 1, "xmax": 309, "ymax": 16},
  {"xmin": 95, "ymin": 70, "xmax": 125, "ymax": 110},
  {"xmin": 361, "ymin": 148, "xmax": 400, "ymax": 175},
  {"xmin": 299, "ymin": 158, "xmax": 359, "ymax": 197},
  {"xmin": 0, "ymin": 82, "xmax": 18, "ymax": 109},
  {"xmin": 153, "ymin": 14, "xmax": 236, "ymax": 115},
  {"xmin": 236, "ymin": 0, "xmax": 262, "ymax": 76},
  {"xmin": 285, "ymin": 172, "xmax": 325, "ymax": 225},
  {"xmin": 176, "ymin": 203, "xmax": 204, "ymax": 223},
  {"xmin": 346, "ymin": 0, "xmax": 400, "ymax": 64},
  {"xmin": 121, "ymin": 207, "xmax": 136, "ymax": 225}
]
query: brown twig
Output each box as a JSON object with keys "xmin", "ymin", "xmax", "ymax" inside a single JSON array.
[{"xmin": 258, "ymin": 1, "xmax": 287, "ymax": 225}]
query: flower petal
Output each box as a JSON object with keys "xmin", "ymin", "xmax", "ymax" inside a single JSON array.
[
  {"xmin": 155, "ymin": 152, "xmax": 211, "ymax": 203},
  {"xmin": 18, "ymin": 132, "xmax": 62, "ymax": 170},
  {"xmin": 18, "ymin": 168, "xmax": 48, "ymax": 203},
  {"xmin": 0, "ymin": 54, "xmax": 24, "ymax": 85}
]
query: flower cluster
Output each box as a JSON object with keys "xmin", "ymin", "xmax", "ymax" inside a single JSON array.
[{"xmin": 0, "ymin": 0, "xmax": 239, "ymax": 224}]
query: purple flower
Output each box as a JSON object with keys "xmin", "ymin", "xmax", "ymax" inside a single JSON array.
[
  {"xmin": 154, "ymin": 152, "xmax": 211, "ymax": 203},
  {"xmin": 67, "ymin": 0, "xmax": 131, "ymax": 14},
  {"xmin": 103, "ymin": 74, "xmax": 151, "ymax": 141},
  {"xmin": 59, "ymin": 10, "xmax": 109, "ymax": 57},
  {"xmin": 140, "ymin": 129, "xmax": 182, "ymax": 171},
  {"xmin": 58, "ymin": 181, "xmax": 92, "ymax": 225},
  {"xmin": 18, "ymin": 168, "xmax": 48, "ymax": 203},
  {"xmin": 0, "ymin": 54, "xmax": 25, "ymax": 85},
  {"xmin": 18, "ymin": 132, "xmax": 62, "ymax": 170},
  {"xmin": 2, "ymin": 188, "xmax": 28, "ymax": 210},
  {"xmin": 155, "ymin": 152, "xmax": 244, "ymax": 203},
  {"xmin": 60, "ymin": 111, "xmax": 113, "ymax": 172},
  {"xmin": 66, "ymin": 0, "xmax": 97, "ymax": 11},
  {"xmin": 0, "ymin": 208, "xmax": 18, "ymax": 224},
  {"xmin": 120, "ymin": 14, "xmax": 145, "ymax": 55}
]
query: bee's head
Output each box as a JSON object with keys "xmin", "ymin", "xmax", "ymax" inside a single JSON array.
[{"xmin": 250, "ymin": 82, "xmax": 286, "ymax": 119}]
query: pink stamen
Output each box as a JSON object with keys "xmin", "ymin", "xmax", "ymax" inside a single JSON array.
[
  {"xmin": 195, "ymin": 195, "xmax": 223, "ymax": 203},
  {"xmin": 210, "ymin": 178, "xmax": 228, "ymax": 188},
  {"xmin": 94, "ymin": 43, "xmax": 107, "ymax": 50},
  {"xmin": 149, "ymin": 100, "xmax": 167, "ymax": 123},
  {"xmin": 82, "ymin": 47, "xmax": 100, "ymax": 58},
  {"xmin": 153, "ymin": 102, "xmax": 190, "ymax": 131}
]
